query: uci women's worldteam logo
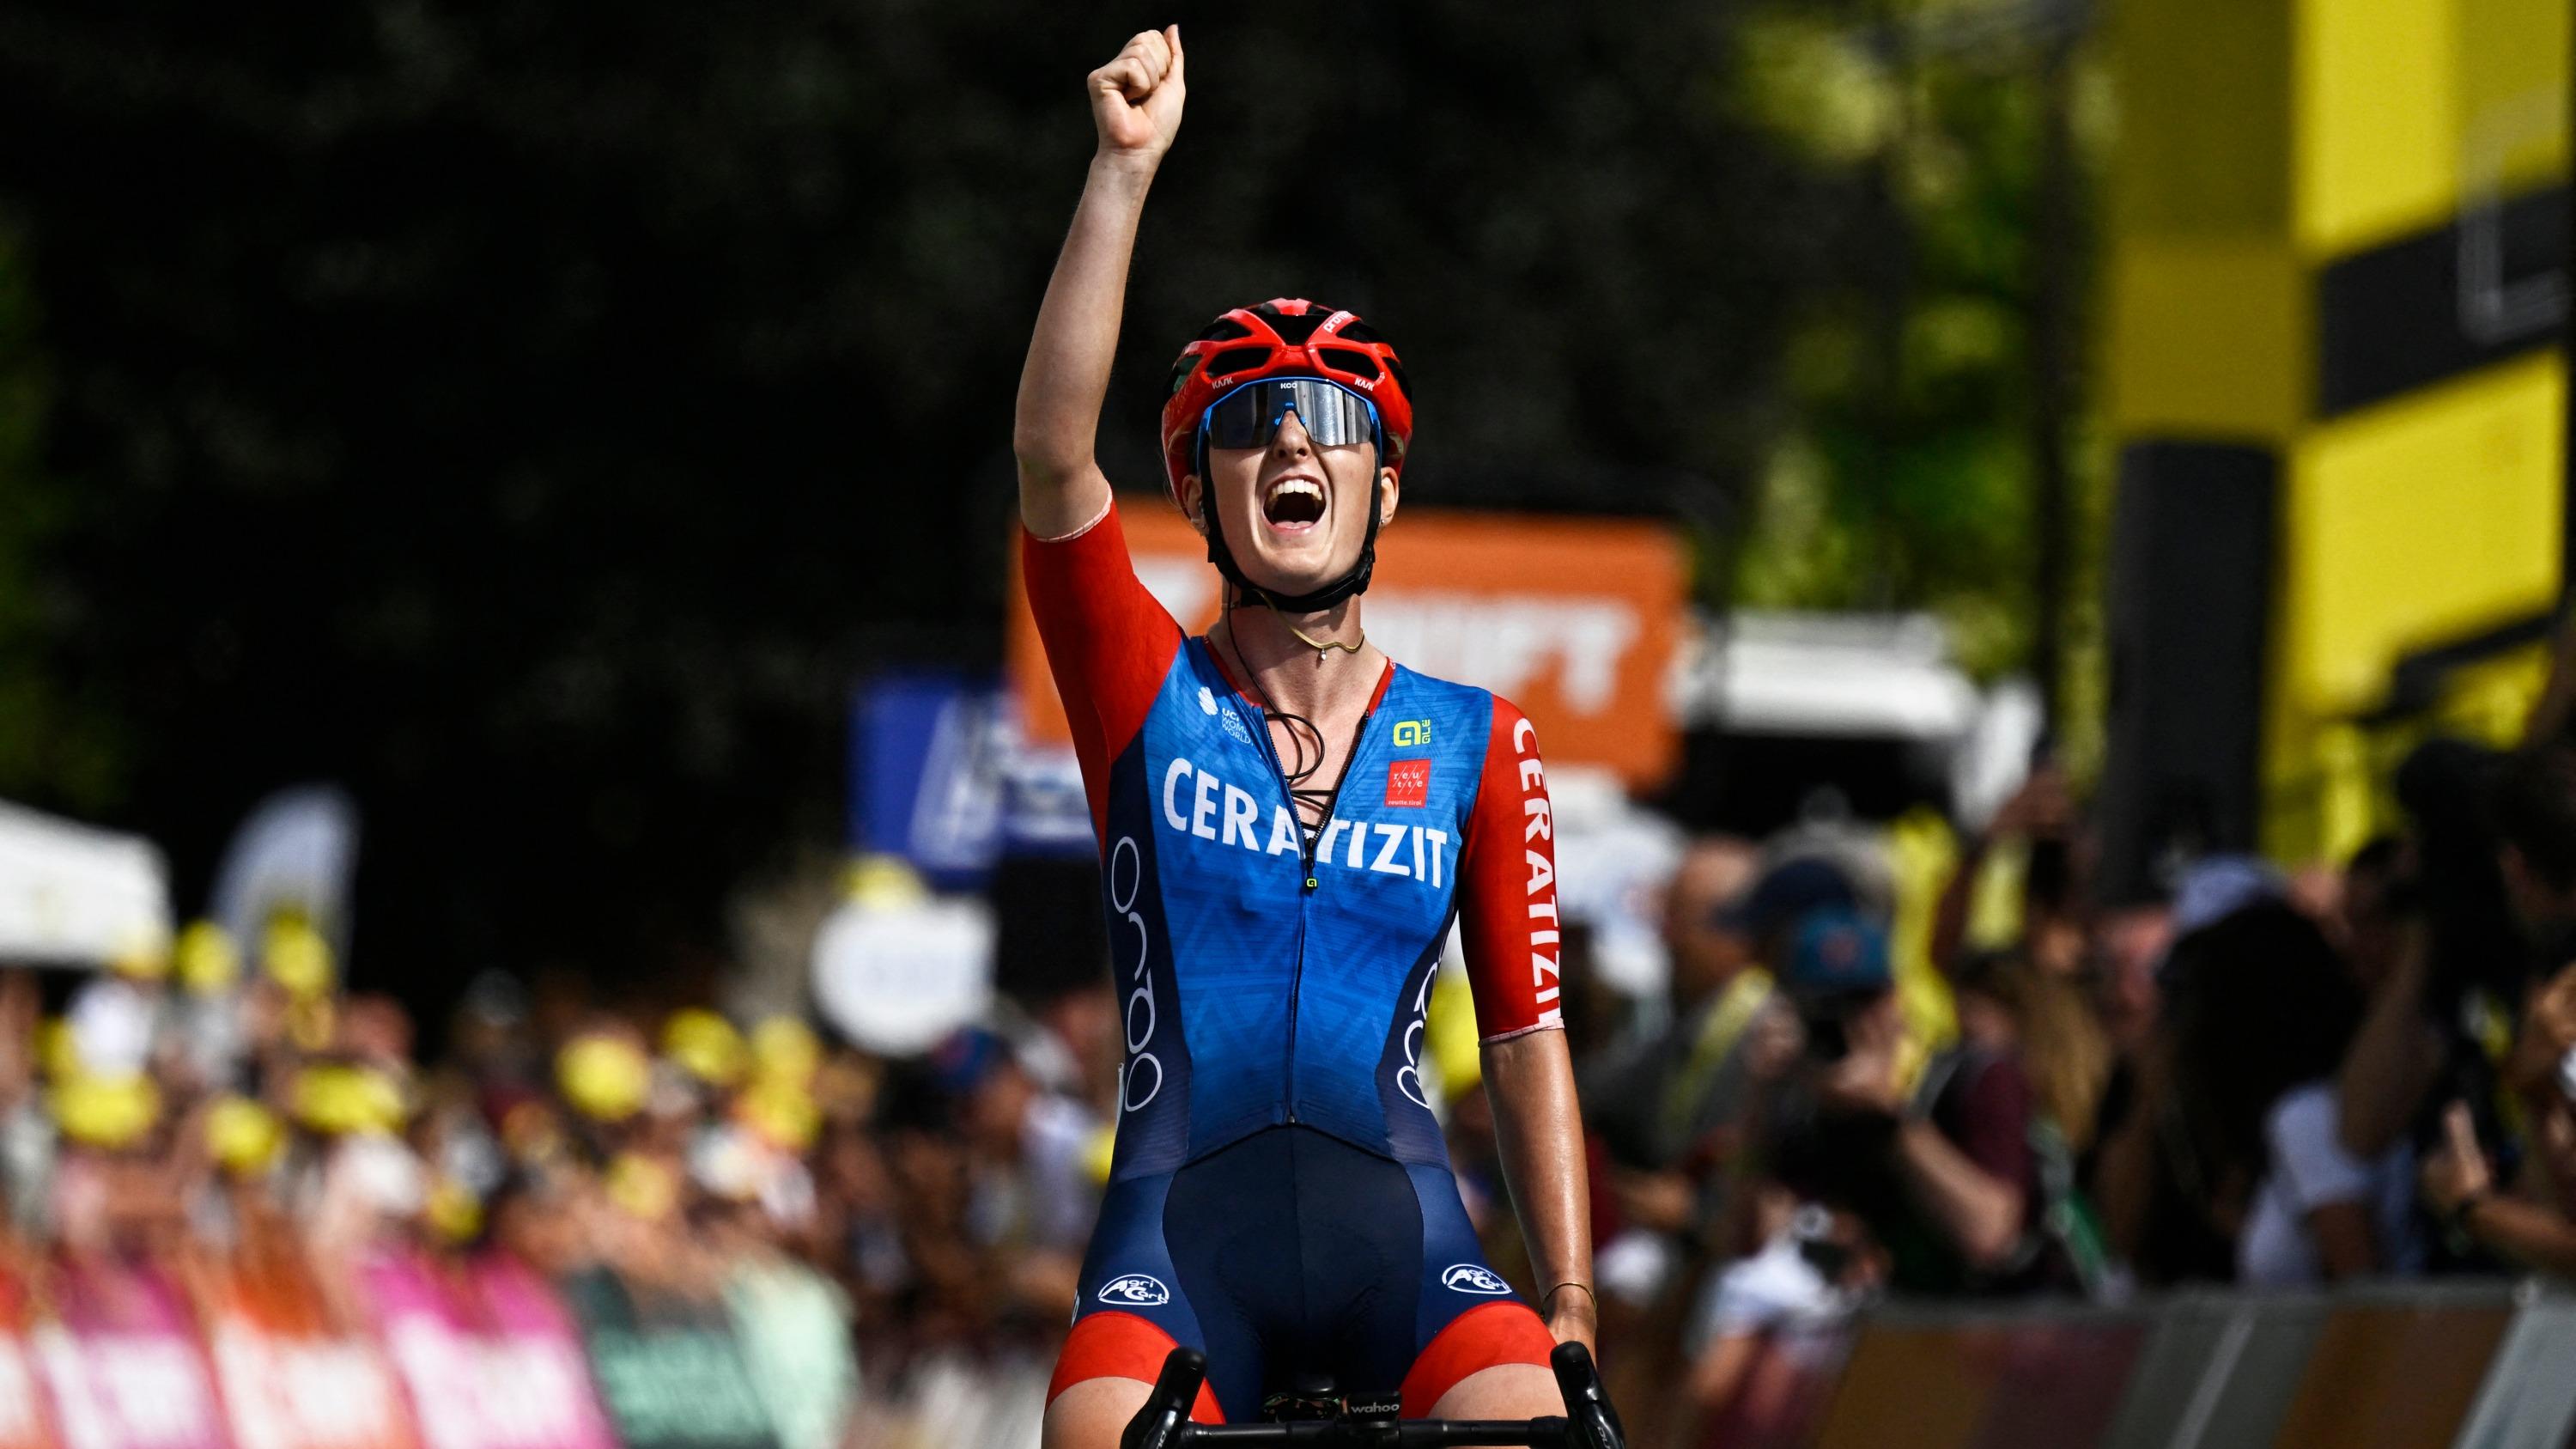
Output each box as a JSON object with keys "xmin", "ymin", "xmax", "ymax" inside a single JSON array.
[
  {"xmin": 1098, "ymin": 1274, "xmax": 1173, "ymax": 1307},
  {"xmin": 1199, "ymin": 685, "xmax": 1253, "ymax": 744},
  {"xmin": 1441, "ymin": 1263, "xmax": 1512, "ymax": 1296}
]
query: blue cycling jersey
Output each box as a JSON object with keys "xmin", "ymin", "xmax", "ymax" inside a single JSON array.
[{"xmin": 1023, "ymin": 500, "xmax": 1566, "ymax": 1416}]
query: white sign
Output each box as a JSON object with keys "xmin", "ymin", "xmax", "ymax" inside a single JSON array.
[
  {"xmin": 811, "ymin": 895, "xmax": 995, "ymax": 1056},
  {"xmin": 0, "ymin": 801, "xmax": 170, "ymax": 966}
]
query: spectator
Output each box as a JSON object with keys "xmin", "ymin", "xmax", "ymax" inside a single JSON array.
[
  {"xmin": 1949, "ymin": 947, "xmax": 2116, "ymax": 1294},
  {"xmin": 2415, "ymin": 745, "xmax": 2576, "ymax": 1278},
  {"xmin": 927, "ymin": 1025, "xmax": 1100, "ymax": 1329},
  {"xmin": 2162, "ymin": 900, "xmax": 2420, "ymax": 1285},
  {"xmin": 1765, "ymin": 909, "xmax": 2050, "ymax": 1294},
  {"xmin": 1583, "ymin": 837, "xmax": 1762, "ymax": 1187},
  {"xmin": 1680, "ymin": 1190, "xmax": 1880, "ymax": 1449}
]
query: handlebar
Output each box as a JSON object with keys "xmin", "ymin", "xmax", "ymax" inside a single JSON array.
[{"xmin": 1121, "ymin": 1342, "xmax": 1626, "ymax": 1449}]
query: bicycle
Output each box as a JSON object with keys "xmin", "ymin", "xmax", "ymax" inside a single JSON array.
[{"xmin": 1119, "ymin": 1342, "xmax": 1628, "ymax": 1449}]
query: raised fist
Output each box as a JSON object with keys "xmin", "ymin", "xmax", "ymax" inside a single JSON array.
[{"xmin": 1089, "ymin": 26, "xmax": 1185, "ymax": 165}]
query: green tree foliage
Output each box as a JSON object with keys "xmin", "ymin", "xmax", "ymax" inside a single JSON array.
[
  {"xmin": 0, "ymin": 0, "xmax": 2089, "ymax": 995},
  {"xmin": 1727, "ymin": 2, "xmax": 2110, "ymax": 710}
]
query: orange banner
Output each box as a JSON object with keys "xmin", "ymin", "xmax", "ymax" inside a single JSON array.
[{"xmin": 1009, "ymin": 502, "xmax": 1688, "ymax": 788}]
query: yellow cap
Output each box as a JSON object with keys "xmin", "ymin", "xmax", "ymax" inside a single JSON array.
[
  {"xmin": 37, "ymin": 1019, "xmax": 79, "ymax": 1082},
  {"xmin": 292, "ymin": 1063, "xmax": 408, "ymax": 1135},
  {"xmin": 52, "ymin": 1074, "xmax": 160, "ymax": 1148},
  {"xmin": 842, "ymin": 855, "xmax": 927, "ymax": 906},
  {"xmin": 263, "ymin": 919, "xmax": 336, "ymax": 999},
  {"xmin": 750, "ymin": 1017, "xmax": 821, "ymax": 1087},
  {"xmin": 737, "ymin": 1076, "xmax": 820, "ymax": 1153},
  {"xmin": 604, "ymin": 1153, "xmax": 677, "ymax": 1221},
  {"xmin": 425, "ymin": 1178, "xmax": 484, "ymax": 1243},
  {"xmin": 107, "ymin": 926, "xmax": 173, "ymax": 983},
  {"xmin": 206, "ymin": 1094, "xmax": 286, "ymax": 1176},
  {"xmin": 175, "ymin": 922, "xmax": 242, "ymax": 995},
  {"xmin": 660, "ymin": 1009, "xmax": 747, "ymax": 1088},
  {"xmin": 556, "ymin": 1032, "xmax": 652, "ymax": 1123}
]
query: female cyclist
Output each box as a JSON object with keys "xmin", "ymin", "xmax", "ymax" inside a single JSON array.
[{"xmin": 1014, "ymin": 27, "xmax": 1597, "ymax": 1445}]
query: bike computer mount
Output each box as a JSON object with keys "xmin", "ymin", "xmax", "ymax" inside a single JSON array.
[{"xmin": 1119, "ymin": 1342, "xmax": 1628, "ymax": 1449}]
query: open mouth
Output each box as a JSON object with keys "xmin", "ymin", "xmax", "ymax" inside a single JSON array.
[{"xmin": 1262, "ymin": 475, "xmax": 1326, "ymax": 530}]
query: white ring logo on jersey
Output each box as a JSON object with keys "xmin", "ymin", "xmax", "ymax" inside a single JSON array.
[
  {"xmin": 1442, "ymin": 1264, "xmax": 1512, "ymax": 1295},
  {"xmin": 1098, "ymin": 1274, "xmax": 1172, "ymax": 1307},
  {"xmin": 1395, "ymin": 964, "xmax": 1437, "ymax": 1110},
  {"xmin": 1109, "ymin": 835, "xmax": 1162, "ymax": 1114}
]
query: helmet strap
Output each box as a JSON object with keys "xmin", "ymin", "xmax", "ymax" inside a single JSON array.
[{"xmin": 1194, "ymin": 435, "xmax": 1384, "ymax": 616}]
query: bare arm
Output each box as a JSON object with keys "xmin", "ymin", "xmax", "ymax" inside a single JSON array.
[
  {"xmin": 1892, "ymin": 1119, "xmax": 2026, "ymax": 1269},
  {"xmin": 1484, "ymin": 1028, "xmax": 1597, "ymax": 1351},
  {"xmin": 2424, "ymin": 1099, "xmax": 2576, "ymax": 1278},
  {"xmin": 1012, "ymin": 27, "xmax": 1185, "ymax": 539},
  {"xmin": 2336, "ymin": 927, "xmax": 2443, "ymax": 1159},
  {"xmin": 2461, "ymin": 1194, "xmax": 2576, "ymax": 1278}
]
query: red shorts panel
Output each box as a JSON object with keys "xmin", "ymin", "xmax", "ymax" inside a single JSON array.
[
  {"xmin": 1048, "ymin": 1311, "xmax": 1225, "ymax": 1424},
  {"xmin": 1399, "ymin": 1300, "xmax": 1558, "ymax": 1417}
]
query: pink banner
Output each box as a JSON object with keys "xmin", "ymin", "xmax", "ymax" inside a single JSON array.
[
  {"xmin": 195, "ymin": 1252, "xmax": 416, "ymax": 1449},
  {"xmin": 0, "ymin": 1278, "xmax": 59, "ymax": 1449},
  {"xmin": 358, "ymin": 1251, "xmax": 612, "ymax": 1449},
  {"xmin": 34, "ymin": 1259, "xmax": 228, "ymax": 1449}
]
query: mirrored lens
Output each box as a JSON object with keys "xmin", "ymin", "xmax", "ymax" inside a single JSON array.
[{"xmin": 1204, "ymin": 379, "xmax": 1376, "ymax": 450}]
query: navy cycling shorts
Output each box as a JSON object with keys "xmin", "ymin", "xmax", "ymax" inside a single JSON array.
[{"xmin": 1054, "ymin": 1124, "xmax": 1553, "ymax": 1421}]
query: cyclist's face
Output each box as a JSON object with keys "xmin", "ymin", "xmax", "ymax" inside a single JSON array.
[{"xmin": 1187, "ymin": 408, "xmax": 1396, "ymax": 600}]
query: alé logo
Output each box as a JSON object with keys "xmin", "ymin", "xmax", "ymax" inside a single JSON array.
[
  {"xmin": 1441, "ymin": 1263, "xmax": 1512, "ymax": 1296},
  {"xmin": 1098, "ymin": 1274, "xmax": 1172, "ymax": 1306}
]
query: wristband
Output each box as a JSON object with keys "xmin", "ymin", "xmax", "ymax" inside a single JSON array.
[{"xmin": 1542, "ymin": 1282, "xmax": 1596, "ymax": 1314}]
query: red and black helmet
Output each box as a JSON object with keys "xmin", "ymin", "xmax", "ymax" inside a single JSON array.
[{"xmin": 1159, "ymin": 298, "xmax": 1413, "ymax": 508}]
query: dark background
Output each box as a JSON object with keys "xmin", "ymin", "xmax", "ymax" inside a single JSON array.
[{"xmin": 0, "ymin": 0, "xmax": 2076, "ymax": 1014}]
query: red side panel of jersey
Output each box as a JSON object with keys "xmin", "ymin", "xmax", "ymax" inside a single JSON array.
[
  {"xmin": 1456, "ymin": 696, "xmax": 1564, "ymax": 1041},
  {"xmin": 1020, "ymin": 500, "xmax": 1188, "ymax": 842}
]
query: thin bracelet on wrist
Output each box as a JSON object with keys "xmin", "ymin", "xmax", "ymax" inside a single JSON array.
[{"xmin": 1542, "ymin": 1282, "xmax": 1597, "ymax": 1314}]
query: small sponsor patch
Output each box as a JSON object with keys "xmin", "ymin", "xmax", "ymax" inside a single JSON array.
[
  {"xmin": 1097, "ymin": 1274, "xmax": 1172, "ymax": 1307},
  {"xmin": 1392, "ymin": 719, "xmax": 1431, "ymax": 747},
  {"xmin": 1218, "ymin": 707, "xmax": 1252, "ymax": 745},
  {"xmin": 1441, "ymin": 1263, "xmax": 1512, "ymax": 1295},
  {"xmin": 1386, "ymin": 758, "xmax": 1431, "ymax": 807}
]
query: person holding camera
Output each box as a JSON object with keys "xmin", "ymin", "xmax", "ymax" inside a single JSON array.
[
  {"xmin": 1761, "ymin": 910, "xmax": 2056, "ymax": 1295},
  {"xmin": 2416, "ymin": 745, "xmax": 2576, "ymax": 1277}
]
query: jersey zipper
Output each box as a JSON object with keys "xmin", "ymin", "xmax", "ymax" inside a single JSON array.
[{"xmin": 1224, "ymin": 652, "xmax": 1380, "ymax": 1129}]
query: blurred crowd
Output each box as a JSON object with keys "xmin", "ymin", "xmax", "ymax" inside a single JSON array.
[
  {"xmin": 17, "ymin": 666, "xmax": 2576, "ymax": 1449},
  {"xmin": 1546, "ymin": 667, "xmax": 2576, "ymax": 1445},
  {"xmin": 3, "ymin": 913, "xmax": 1127, "ymax": 1448}
]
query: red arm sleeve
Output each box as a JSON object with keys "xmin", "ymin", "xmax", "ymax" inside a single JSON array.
[
  {"xmin": 1456, "ymin": 696, "xmax": 1564, "ymax": 1043},
  {"xmin": 1019, "ymin": 498, "xmax": 1187, "ymax": 838}
]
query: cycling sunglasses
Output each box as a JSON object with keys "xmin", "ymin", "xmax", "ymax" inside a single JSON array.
[{"xmin": 1199, "ymin": 377, "xmax": 1382, "ymax": 453}]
